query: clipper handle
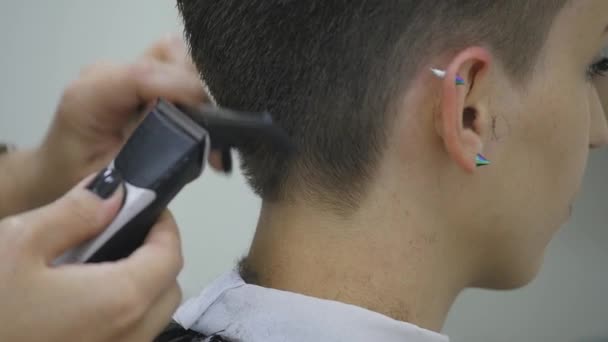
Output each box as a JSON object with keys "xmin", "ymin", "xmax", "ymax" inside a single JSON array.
[{"xmin": 55, "ymin": 179, "xmax": 157, "ymax": 264}]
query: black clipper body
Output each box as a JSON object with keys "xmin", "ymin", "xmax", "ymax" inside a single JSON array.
[{"xmin": 56, "ymin": 99, "xmax": 292, "ymax": 264}]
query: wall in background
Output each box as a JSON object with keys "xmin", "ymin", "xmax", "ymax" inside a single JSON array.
[{"xmin": 1, "ymin": 2, "xmax": 606, "ymax": 341}]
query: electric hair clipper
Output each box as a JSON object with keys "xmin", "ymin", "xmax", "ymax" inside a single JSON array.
[{"xmin": 56, "ymin": 98, "xmax": 292, "ymax": 264}]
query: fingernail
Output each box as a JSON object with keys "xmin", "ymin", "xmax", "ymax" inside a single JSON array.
[{"xmin": 86, "ymin": 168, "xmax": 123, "ymax": 199}]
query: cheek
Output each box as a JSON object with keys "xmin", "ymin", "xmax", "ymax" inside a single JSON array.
[
  {"xmin": 480, "ymin": 86, "xmax": 590, "ymax": 279},
  {"xmin": 537, "ymin": 92, "xmax": 589, "ymax": 187},
  {"xmin": 521, "ymin": 87, "xmax": 589, "ymax": 219},
  {"xmin": 494, "ymin": 85, "xmax": 589, "ymax": 230}
]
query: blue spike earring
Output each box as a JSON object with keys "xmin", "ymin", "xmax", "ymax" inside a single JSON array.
[
  {"xmin": 431, "ymin": 68, "xmax": 491, "ymax": 168},
  {"xmin": 475, "ymin": 154, "xmax": 490, "ymax": 167}
]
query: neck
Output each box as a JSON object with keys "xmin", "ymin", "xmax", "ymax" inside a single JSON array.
[{"xmin": 245, "ymin": 187, "xmax": 475, "ymax": 332}]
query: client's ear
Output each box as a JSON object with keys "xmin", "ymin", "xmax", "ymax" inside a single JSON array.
[{"xmin": 435, "ymin": 47, "xmax": 492, "ymax": 173}]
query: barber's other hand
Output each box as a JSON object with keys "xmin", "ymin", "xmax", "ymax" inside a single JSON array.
[
  {"xmin": 0, "ymin": 174, "xmax": 183, "ymax": 341},
  {"xmin": 33, "ymin": 34, "xmax": 207, "ymax": 208}
]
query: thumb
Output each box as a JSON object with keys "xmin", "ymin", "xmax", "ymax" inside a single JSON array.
[{"xmin": 26, "ymin": 168, "xmax": 124, "ymax": 261}]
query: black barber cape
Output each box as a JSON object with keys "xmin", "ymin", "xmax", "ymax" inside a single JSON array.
[{"xmin": 155, "ymin": 320, "xmax": 211, "ymax": 342}]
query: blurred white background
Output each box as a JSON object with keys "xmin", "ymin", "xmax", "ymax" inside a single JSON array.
[{"xmin": 0, "ymin": 1, "xmax": 606, "ymax": 341}]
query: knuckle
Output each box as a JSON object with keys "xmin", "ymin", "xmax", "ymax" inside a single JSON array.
[
  {"xmin": 61, "ymin": 61, "xmax": 119, "ymax": 104},
  {"xmin": 156, "ymin": 35, "xmax": 175, "ymax": 50},
  {"xmin": 59, "ymin": 78, "xmax": 84, "ymax": 104},
  {"xmin": 104, "ymin": 277, "xmax": 148, "ymax": 328},
  {"xmin": 121, "ymin": 278, "xmax": 148, "ymax": 321},
  {"xmin": 156, "ymin": 221, "xmax": 184, "ymax": 273},
  {"xmin": 78, "ymin": 60, "xmax": 115, "ymax": 77},
  {"xmin": 175, "ymin": 247, "xmax": 185, "ymax": 271},
  {"xmin": 128, "ymin": 59, "xmax": 156, "ymax": 81},
  {"xmin": 168, "ymin": 234, "xmax": 184, "ymax": 272},
  {"xmin": 0, "ymin": 215, "xmax": 32, "ymax": 248},
  {"xmin": 0, "ymin": 215, "xmax": 25, "ymax": 231},
  {"xmin": 172, "ymin": 283, "xmax": 183, "ymax": 307},
  {"xmin": 152, "ymin": 34, "xmax": 181, "ymax": 56}
]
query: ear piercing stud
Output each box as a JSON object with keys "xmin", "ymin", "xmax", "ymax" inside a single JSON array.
[
  {"xmin": 430, "ymin": 68, "xmax": 465, "ymax": 85},
  {"xmin": 475, "ymin": 154, "xmax": 490, "ymax": 167},
  {"xmin": 431, "ymin": 68, "xmax": 489, "ymax": 167}
]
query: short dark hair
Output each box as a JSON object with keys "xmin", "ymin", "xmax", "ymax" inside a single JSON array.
[{"xmin": 178, "ymin": 1, "xmax": 566, "ymax": 210}]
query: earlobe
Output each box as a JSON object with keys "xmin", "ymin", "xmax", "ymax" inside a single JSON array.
[{"xmin": 433, "ymin": 47, "xmax": 492, "ymax": 173}]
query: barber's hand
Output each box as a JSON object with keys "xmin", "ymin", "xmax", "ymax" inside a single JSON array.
[
  {"xmin": 32, "ymin": 34, "xmax": 208, "ymax": 208},
  {"xmin": 0, "ymin": 174, "xmax": 182, "ymax": 341}
]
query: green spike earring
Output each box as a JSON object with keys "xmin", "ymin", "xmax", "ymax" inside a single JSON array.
[{"xmin": 476, "ymin": 154, "xmax": 490, "ymax": 167}]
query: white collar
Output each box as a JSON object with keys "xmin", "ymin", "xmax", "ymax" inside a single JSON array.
[{"xmin": 174, "ymin": 270, "xmax": 449, "ymax": 342}]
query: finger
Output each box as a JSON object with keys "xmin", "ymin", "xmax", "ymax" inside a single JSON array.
[
  {"xmin": 60, "ymin": 61, "xmax": 207, "ymax": 139},
  {"xmin": 62, "ymin": 62, "xmax": 149, "ymax": 133},
  {"xmin": 25, "ymin": 170, "xmax": 124, "ymax": 260},
  {"xmin": 51, "ymin": 269, "xmax": 179, "ymax": 339},
  {"xmin": 73, "ymin": 60, "xmax": 206, "ymax": 123},
  {"xmin": 116, "ymin": 283, "xmax": 182, "ymax": 342},
  {"xmin": 208, "ymin": 150, "xmax": 224, "ymax": 171},
  {"xmin": 141, "ymin": 33, "xmax": 198, "ymax": 73},
  {"xmin": 129, "ymin": 59, "xmax": 207, "ymax": 107},
  {"xmin": 113, "ymin": 211, "xmax": 183, "ymax": 303},
  {"xmin": 54, "ymin": 212, "xmax": 180, "ymax": 336},
  {"xmin": 208, "ymin": 149, "xmax": 233, "ymax": 174}
]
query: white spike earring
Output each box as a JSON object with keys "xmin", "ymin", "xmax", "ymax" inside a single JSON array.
[
  {"xmin": 430, "ymin": 67, "xmax": 466, "ymax": 85},
  {"xmin": 431, "ymin": 68, "xmax": 490, "ymax": 167}
]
